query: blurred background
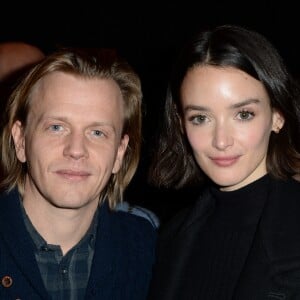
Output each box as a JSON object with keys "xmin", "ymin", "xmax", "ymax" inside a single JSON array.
[{"xmin": 1, "ymin": 1, "xmax": 298, "ymax": 224}]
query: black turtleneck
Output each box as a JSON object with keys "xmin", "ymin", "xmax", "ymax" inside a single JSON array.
[
  {"xmin": 148, "ymin": 174, "xmax": 300, "ymax": 300},
  {"xmin": 181, "ymin": 174, "xmax": 271, "ymax": 299}
]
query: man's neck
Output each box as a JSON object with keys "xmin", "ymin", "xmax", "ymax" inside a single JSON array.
[{"xmin": 23, "ymin": 196, "xmax": 98, "ymax": 255}]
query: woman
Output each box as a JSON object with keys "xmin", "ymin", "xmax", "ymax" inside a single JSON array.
[{"xmin": 147, "ymin": 25, "xmax": 300, "ymax": 299}]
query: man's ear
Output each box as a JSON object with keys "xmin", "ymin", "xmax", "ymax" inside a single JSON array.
[
  {"xmin": 112, "ymin": 134, "xmax": 129, "ymax": 174},
  {"xmin": 272, "ymin": 110, "xmax": 285, "ymax": 133},
  {"xmin": 11, "ymin": 120, "xmax": 26, "ymax": 162}
]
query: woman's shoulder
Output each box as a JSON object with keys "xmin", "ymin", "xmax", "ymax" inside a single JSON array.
[
  {"xmin": 263, "ymin": 176, "xmax": 300, "ymax": 220},
  {"xmin": 261, "ymin": 175, "xmax": 300, "ymax": 249},
  {"xmin": 270, "ymin": 175, "xmax": 300, "ymax": 202},
  {"xmin": 158, "ymin": 188, "xmax": 214, "ymax": 242},
  {"xmin": 261, "ymin": 176, "xmax": 300, "ymax": 291}
]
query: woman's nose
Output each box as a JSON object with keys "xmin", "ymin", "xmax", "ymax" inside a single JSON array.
[{"xmin": 212, "ymin": 124, "xmax": 234, "ymax": 150}]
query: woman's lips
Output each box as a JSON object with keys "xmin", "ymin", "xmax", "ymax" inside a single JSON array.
[{"xmin": 210, "ymin": 156, "xmax": 240, "ymax": 167}]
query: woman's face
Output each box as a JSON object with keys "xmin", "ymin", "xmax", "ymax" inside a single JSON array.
[{"xmin": 180, "ymin": 65, "xmax": 284, "ymax": 191}]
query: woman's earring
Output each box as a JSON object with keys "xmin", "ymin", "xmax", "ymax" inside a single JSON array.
[{"xmin": 274, "ymin": 127, "xmax": 281, "ymax": 133}]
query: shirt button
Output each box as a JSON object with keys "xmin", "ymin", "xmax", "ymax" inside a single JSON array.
[
  {"xmin": 1, "ymin": 275, "xmax": 13, "ymax": 287},
  {"xmin": 61, "ymin": 269, "xmax": 68, "ymax": 275}
]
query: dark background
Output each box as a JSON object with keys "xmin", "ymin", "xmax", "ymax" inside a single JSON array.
[{"xmin": 1, "ymin": 1, "xmax": 299, "ymax": 224}]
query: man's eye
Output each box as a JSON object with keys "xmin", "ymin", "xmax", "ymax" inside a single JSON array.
[
  {"xmin": 92, "ymin": 130, "xmax": 104, "ymax": 137},
  {"xmin": 49, "ymin": 124, "xmax": 63, "ymax": 131}
]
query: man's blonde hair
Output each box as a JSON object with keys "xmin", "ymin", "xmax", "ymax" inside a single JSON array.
[{"xmin": 0, "ymin": 48, "xmax": 142, "ymax": 209}]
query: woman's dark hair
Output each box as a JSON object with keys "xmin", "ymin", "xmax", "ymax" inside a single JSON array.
[{"xmin": 149, "ymin": 24, "xmax": 300, "ymax": 188}]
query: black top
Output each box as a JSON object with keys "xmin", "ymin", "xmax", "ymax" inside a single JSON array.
[
  {"xmin": 203, "ymin": 175, "xmax": 270, "ymax": 298},
  {"xmin": 175, "ymin": 175, "xmax": 270, "ymax": 298},
  {"xmin": 148, "ymin": 174, "xmax": 300, "ymax": 300}
]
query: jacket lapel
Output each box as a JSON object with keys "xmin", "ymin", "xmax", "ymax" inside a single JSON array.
[
  {"xmin": 0, "ymin": 189, "xmax": 48, "ymax": 299},
  {"xmin": 150, "ymin": 189, "xmax": 214, "ymax": 300},
  {"xmin": 85, "ymin": 202, "xmax": 118, "ymax": 298}
]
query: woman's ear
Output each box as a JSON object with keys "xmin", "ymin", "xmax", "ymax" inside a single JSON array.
[
  {"xmin": 11, "ymin": 120, "xmax": 26, "ymax": 162},
  {"xmin": 272, "ymin": 110, "xmax": 285, "ymax": 133}
]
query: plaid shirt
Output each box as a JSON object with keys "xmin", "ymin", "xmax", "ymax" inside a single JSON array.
[{"xmin": 21, "ymin": 202, "xmax": 98, "ymax": 299}]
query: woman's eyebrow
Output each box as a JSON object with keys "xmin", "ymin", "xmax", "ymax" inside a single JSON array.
[
  {"xmin": 229, "ymin": 98, "xmax": 260, "ymax": 109},
  {"xmin": 184, "ymin": 105, "xmax": 209, "ymax": 112},
  {"xmin": 183, "ymin": 99, "xmax": 261, "ymax": 113}
]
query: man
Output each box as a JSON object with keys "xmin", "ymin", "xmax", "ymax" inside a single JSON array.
[{"xmin": 0, "ymin": 48, "xmax": 156, "ymax": 299}]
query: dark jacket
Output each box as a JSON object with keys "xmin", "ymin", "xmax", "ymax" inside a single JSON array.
[
  {"xmin": 148, "ymin": 177, "xmax": 300, "ymax": 300},
  {"xmin": 0, "ymin": 188, "xmax": 156, "ymax": 299}
]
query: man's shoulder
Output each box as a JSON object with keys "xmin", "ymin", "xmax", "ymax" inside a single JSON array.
[
  {"xmin": 115, "ymin": 201, "xmax": 160, "ymax": 229},
  {"xmin": 99, "ymin": 201, "xmax": 157, "ymax": 241},
  {"xmin": 0, "ymin": 188, "xmax": 19, "ymax": 214},
  {"xmin": 97, "ymin": 201, "xmax": 157, "ymax": 255}
]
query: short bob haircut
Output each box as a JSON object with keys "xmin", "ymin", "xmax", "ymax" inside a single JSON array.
[
  {"xmin": 0, "ymin": 48, "xmax": 142, "ymax": 209},
  {"xmin": 149, "ymin": 24, "xmax": 300, "ymax": 188}
]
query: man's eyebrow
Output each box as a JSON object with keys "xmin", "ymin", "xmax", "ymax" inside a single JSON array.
[{"xmin": 37, "ymin": 116, "xmax": 116, "ymax": 130}]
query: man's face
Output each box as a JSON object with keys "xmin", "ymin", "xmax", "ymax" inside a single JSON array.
[{"xmin": 12, "ymin": 71, "xmax": 128, "ymax": 212}]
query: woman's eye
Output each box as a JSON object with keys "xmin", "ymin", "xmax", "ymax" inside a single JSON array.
[
  {"xmin": 189, "ymin": 114, "xmax": 207, "ymax": 125},
  {"xmin": 237, "ymin": 110, "xmax": 254, "ymax": 120}
]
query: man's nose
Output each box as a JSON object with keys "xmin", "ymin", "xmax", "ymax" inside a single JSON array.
[{"xmin": 63, "ymin": 132, "xmax": 88, "ymax": 159}]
